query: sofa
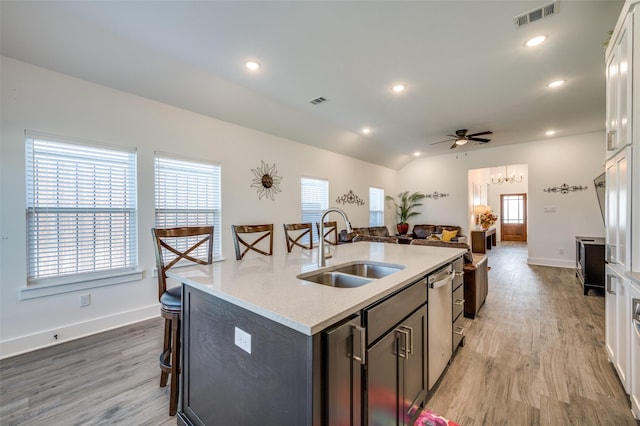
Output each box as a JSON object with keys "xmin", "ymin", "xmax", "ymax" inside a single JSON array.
[
  {"xmin": 338, "ymin": 226, "xmax": 393, "ymax": 243},
  {"xmin": 411, "ymin": 224, "xmax": 467, "ymax": 244}
]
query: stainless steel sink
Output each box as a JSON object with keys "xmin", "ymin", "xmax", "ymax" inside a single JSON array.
[
  {"xmin": 299, "ymin": 271, "xmax": 373, "ymax": 288},
  {"xmin": 297, "ymin": 261, "xmax": 404, "ymax": 288},
  {"xmin": 333, "ymin": 262, "xmax": 403, "ymax": 279}
]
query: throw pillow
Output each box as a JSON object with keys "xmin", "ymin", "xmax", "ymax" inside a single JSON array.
[
  {"xmin": 441, "ymin": 229, "xmax": 458, "ymax": 242},
  {"xmin": 427, "ymin": 233, "xmax": 441, "ymax": 241}
]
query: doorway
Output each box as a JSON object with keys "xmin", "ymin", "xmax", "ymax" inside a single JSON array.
[{"xmin": 500, "ymin": 193, "xmax": 527, "ymax": 242}]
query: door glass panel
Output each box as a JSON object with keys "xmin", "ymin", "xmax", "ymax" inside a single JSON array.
[{"xmin": 502, "ymin": 195, "xmax": 524, "ymax": 224}]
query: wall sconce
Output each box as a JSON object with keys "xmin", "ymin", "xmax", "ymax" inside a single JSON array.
[{"xmin": 491, "ymin": 165, "xmax": 523, "ymax": 184}]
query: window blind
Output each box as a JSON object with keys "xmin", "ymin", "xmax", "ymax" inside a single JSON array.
[
  {"xmin": 369, "ymin": 187, "xmax": 385, "ymax": 226},
  {"xmin": 154, "ymin": 154, "xmax": 222, "ymax": 259},
  {"xmin": 301, "ymin": 177, "xmax": 328, "ymax": 243},
  {"xmin": 25, "ymin": 135, "xmax": 138, "ymax": 283}
]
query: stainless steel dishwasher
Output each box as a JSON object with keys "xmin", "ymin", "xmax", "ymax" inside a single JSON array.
[{"xmin": 427, "ymin": 263, "xmax": 454, "ymax": 390}]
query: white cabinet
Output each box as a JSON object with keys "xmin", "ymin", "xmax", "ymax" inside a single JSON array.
[
  {"xmin": 605, "ymin": 266, "xmax": 630, "ymax": 392},
  {"xmin": 629, "ymin": 280, "xmax": 640, "ymax": 419},
  {"xmin": 606, "ymin": 9, "xmax": 633, "ymax": 157},
  {"xmin": 605, "ymin": 147, "xmax": 632, "ymax": 271}
]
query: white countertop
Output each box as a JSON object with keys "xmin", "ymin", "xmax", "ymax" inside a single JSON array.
[{"xmin": 166, "ymin": 242, "xmax": 466, "ymax": 336}]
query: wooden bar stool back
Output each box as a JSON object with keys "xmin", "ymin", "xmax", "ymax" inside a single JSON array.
[
  {"xmin": 232, "ymin": 224, "xmax": 274, "ymax": 260},
  {"xmin": 283, "ymin": 223, "xmax": 313, "ymax": 252},
  {"xmin": 152, "ymin": 226, "xmax": 214, "ymax": 416},
  {"xmin": 316, "ymin": 221, "xmax": 338, "ymax": 245}
]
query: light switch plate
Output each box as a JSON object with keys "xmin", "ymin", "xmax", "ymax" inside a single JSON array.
[{"xmin": 234, "ymin": 327, "xmax": 251, "ymax": 354}]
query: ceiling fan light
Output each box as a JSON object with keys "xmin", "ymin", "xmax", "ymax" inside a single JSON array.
[{"xmin": 455, "ymin": 138, "xmax": 468, "ymax": 146}]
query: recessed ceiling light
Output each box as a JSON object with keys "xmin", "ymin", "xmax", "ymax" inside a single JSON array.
[
  {"xmin": 392, "ymin": 84, "xmax": 406, "ymax": 93},
  {"xmin": 245, "ymin": 61, "xmax": 261, "ymax": 71},
  {"xmin": 362, "ymin": 127, "xmax": 371, "ymax": 134},
  {"xmin": 547, "ymin": 80, "xmax": 565, "ymax": 88},
  {"xmin": 545, "ymin": 130, "xmax": 556, "ymax": 136},
  {"xmin": 413, "ymin": 152, "xmax": 421, "ymax": 157},
  {"xmin": 526, "ymin": 35, "xmax": 547, "ymax": 47}
]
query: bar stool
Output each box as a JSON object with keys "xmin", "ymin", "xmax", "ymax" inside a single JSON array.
[
  {"xmin": 152, "ymin": 226, "xmax": 214, "ymax": 416},
  {"xmin": 316, "ymin": 221, "xmax": 338, "ymax": 245},
  {"xmin": 283, "ymin": 223, "xmax": 313, "ymax": 252},
  {"xmin": 231, "ymin": 224, "xmax": 274, "ymax": 260}
]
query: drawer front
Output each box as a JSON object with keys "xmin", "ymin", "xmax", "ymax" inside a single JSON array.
[
  {"xmin": 452, "ymin": 284, "xmax": 464, "ymax": 321},
  {"xmin": 453, "ymin": 313, "xmax": 465, "ymax": 350},
  {"xmin": 453, "ymin": 256, "xmax": 464, "ymax": 290},
  {"xmin": 365, "ymin": 279, "xmax": 427, "ymax": 345}
]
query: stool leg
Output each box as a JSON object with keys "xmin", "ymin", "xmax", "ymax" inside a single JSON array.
[
  {"xmin": 169, "ymin": 315, "xmax": 180, "ymax": 416},
  {"xmin": 160, "ymin": 317, "xmax": 171, "ymax": 387}
]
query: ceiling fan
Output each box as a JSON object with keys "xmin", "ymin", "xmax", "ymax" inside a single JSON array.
[{"xmin": 430, "ymin": 129, "xmax": 493, "ymax": 149}]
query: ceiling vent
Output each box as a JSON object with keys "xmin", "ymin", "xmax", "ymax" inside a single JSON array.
[
  {"xmin": 514, "ymin": 1, "xmax": 559, "ymax": 28},
  {"xmin": 309, "ymin": 96, "xmax": 327, "ymax": 105}
]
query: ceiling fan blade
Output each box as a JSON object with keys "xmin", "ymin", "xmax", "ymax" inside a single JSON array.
[
  {"xmin": 450, "ymin": 141, "xmax": 458, "ymax": 149},
  {"xmin": 446, "ymin": 134, "xmax": 458, "ymax": 138},
  {"xmin": 469, "ymin": 137, "xmax": 491, "ymax": 143},
  {"xmin": 467, "ymin": 130, "xmax": 493, "ymax": 138},
  {"xmin": 430, "ymin": 138, "xmax": 454, "ymax": 145}
]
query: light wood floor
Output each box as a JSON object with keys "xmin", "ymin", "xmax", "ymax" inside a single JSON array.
[
  {"xmin": 428, "ymin": 241, "xmax": 638, "ymax": 425},
  {"xmin": 1, "ymin": 242, "xmax": 637, "ymax": 425}
]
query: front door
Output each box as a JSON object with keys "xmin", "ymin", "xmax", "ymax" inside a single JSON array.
[{"xmin": 501, "ymin": 193, "xmax": 527, "ymax": 242}]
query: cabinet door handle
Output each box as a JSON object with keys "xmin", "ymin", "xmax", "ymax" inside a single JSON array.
[
  {"xmin": 454, "ymin": 298, "xmax": 465, "ymax": 306},
  {"xmin": 398, "ymin": 325, "xmax": 413, "ymax": 355},
  {"xmin": 351, "ymin": 324, "xmax": 366, "ymax": 365},
  {"xmin": 607, "ymin": 130, "xmax": 617, "ymax": 150},
  {"xmin": 454, "ymin": 326, "xmax": 464, "ymax": 336},
  {"xmin": 455, "ymin": 271, "xmax": 464, "ymax": 277},
  {"xmin": 396, "ymin": 327, "xmax": 410, "ymax": 358},
  {"xmin": 606, "ymin": 273, "xmax": 617, "ymax": 295}
]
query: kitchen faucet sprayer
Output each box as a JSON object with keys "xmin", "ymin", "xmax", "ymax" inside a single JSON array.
[{"xmin": 319, "ymin": 207, "xmax": 352, "ymax": 267}]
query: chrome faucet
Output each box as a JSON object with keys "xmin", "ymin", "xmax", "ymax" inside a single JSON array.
[{"xmin": 319, "ymin": 207, "xmax": 352, "ymax": 267}]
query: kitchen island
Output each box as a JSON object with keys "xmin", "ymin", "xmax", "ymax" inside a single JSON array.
[{"xmin": 167, "ymin": 241, "xmax": 466, "ymax": 425}]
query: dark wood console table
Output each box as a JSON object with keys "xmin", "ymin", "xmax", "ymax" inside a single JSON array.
[{"xmin": 471, "ymin": 228, "xmax": 496, "ymax": 253}]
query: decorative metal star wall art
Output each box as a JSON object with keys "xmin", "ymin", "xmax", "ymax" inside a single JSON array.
[
  {"xmin": 543, "ymin": 183, "xmax": 587, "ymax": 194},
  {"xmin": 336, "ymin": 190, "xmax": 365, "ymax": 206},
  {"xmin": 424, "ymin": 191, "xmax": 450, "ymax": 199},
  {"xmin": 250, "ymin": 161, "xmax": 283, "ymax": 200}
]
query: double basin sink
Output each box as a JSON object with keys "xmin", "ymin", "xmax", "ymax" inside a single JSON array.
[{"xmin": 297, "ymin": 261, "xmax": 404, "ymax": 288}]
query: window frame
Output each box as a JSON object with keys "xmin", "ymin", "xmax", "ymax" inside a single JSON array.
[
  {"xmin": 301, "ymin": 177, "xmax": 329, "ymax": 244},
  {"xmin": 369, "ymin": 187, "xmax": 385, "ymax": 227},
  {"xmin": 154, "ymin": 152, "xmax": 223, "ymax": 261},
  {"xmin": 22, "ymin": 132, "xmax": 140, "ymax": 299}
]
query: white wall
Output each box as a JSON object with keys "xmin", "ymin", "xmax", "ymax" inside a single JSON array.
[
  {"xmin": 0, "ymin": 57, "xmax": 397, "ymax": 358},
  {"xmin": 399, "ymin": 134, "xmax": 606, "ymax": 267}
]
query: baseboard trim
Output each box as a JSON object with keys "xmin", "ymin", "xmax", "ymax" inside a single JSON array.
[
  {"xmin": 527, "ymin": 257, "xmax": 575, "ymax": 269},
  {"xmin": 0, "ymin": 304, "xmax": 158, "ymax": 359}
]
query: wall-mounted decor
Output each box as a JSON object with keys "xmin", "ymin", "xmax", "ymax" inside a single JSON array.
[
  {"xmin": 336, "ymin": 189, "xmax": 365, "ymax": 205},
  {"xmin": 543, "ymin": 183, "xmax": 587, "ymax": 194},
  {"xmin": 424, "ymin": 191, "xmax": 450, "ymax": 199},
  {"xmin": 250, "ymin": 161, "xmax": 282, "ymax": 200}
]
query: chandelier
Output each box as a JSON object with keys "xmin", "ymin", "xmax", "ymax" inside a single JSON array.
[{"xmin": 491, "ymin": 165, "xmax": 523, "ymax": 184}]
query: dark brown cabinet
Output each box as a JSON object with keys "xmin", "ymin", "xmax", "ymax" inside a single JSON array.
[{"xmin": 575, "ymin": 236, "xmax": 605, "ymax": 295}]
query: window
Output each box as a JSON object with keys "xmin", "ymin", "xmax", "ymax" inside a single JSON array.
[
  {"xmin": 25, "ymin": 134, "xmax": 137, "ymax": 285},
  {"xmin": 301, "ymin": 177, "xmax": 328, "ymax": 244},
  {"xmin": 501, "ymin": 194, "xmax": 525, "ymax": 224},
  {"xmin": 369, "ymin": 187, "xmax": 385, "ymax": 226},
  {"xmin": 155, "ymin": 153, "xmax": 222, "ymax": 260}
]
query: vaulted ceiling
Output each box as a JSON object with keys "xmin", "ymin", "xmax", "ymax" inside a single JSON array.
[{"xmin": 0, "ymin": 1, "xmax": 623, "ymax": 169}]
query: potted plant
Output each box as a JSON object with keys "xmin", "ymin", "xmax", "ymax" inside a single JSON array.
[{"xmin": 386, "ymin": 191, "xmax": 426, "ymax": 234}]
